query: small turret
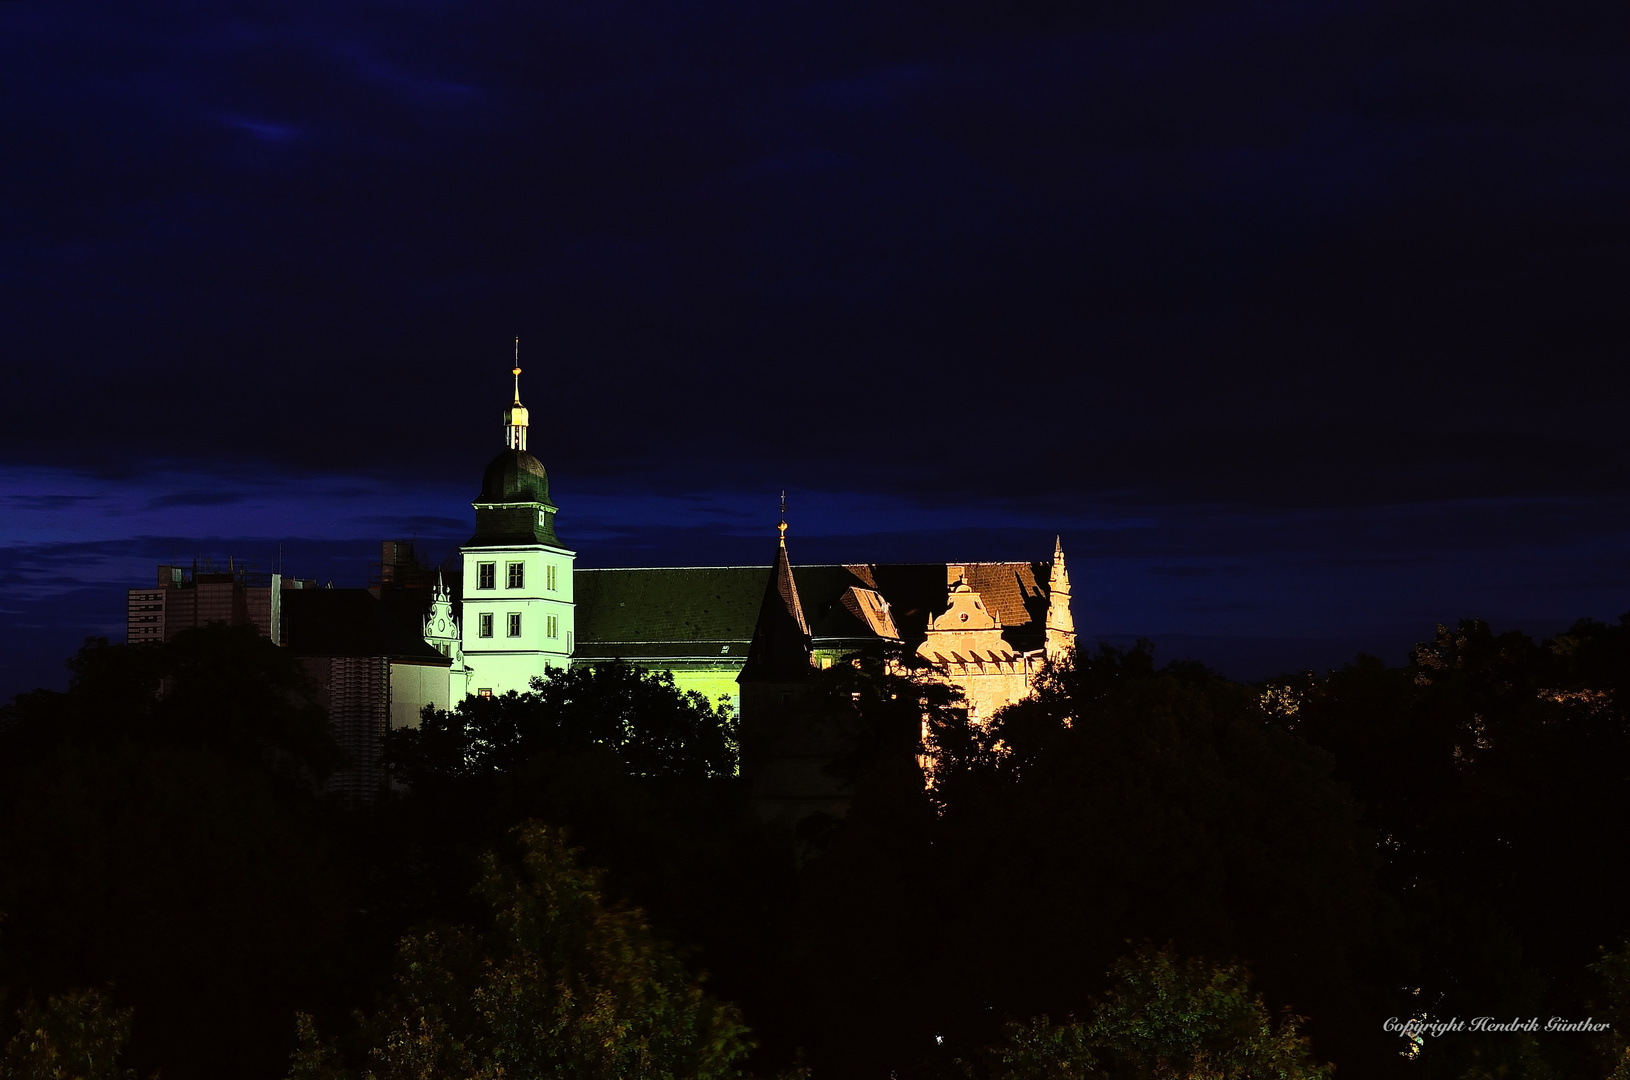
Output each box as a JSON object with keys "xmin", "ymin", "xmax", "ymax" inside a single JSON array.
[
  {"xmin": 423, "ymin": 570, "xmax": 462, "ymax": 660},
  {"xmin": 1045, "ymin": 535, "xmax": 1075, "ymax": 661}
]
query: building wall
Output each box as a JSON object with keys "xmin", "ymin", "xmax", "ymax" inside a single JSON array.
[
  {"xmin": 389, "ymin": 659, "xmax": 452, "ymax": 730},
  {"xmin": 303, "ymin": 655, "xmax": 390, "ymax": 804},
  {"xmin": 461, "ymin": 543, "xmax": 575, "ymax": 696},
  {"xmin": 938, "ymin": 659, "xmax": 1036, "ymax": 722},
  {"xmin": 665, "ymin": 665, "xmax": 742, "ymax": 711},
  {"xmin": 127, "ymin": 589, "xmax": 165, "ymax": 644},
  {"xmin": 126, "ymin": 569, "xmax": 285, "ymax": 644}
]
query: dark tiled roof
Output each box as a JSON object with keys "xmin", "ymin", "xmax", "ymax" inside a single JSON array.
[
  {"xmin": 468, "ymin": 451, "xmax": 563, "ymax": 546},
  {"xmin": 576, "ymin": 560, "xmax": 1054, "ymax": 660},
  {"xmin": 962, "ymin": 562, "xmax": 1050, "ymax": 648},
  {"xmin": 740, "ymin": 540, "xmax": 814, "ymax": 682},
  {"xmin": 282, "ymin": 589, "xmax": 451, "ymax": 665},
  {"xmin": 575, "ymin": 567, "xmax": 766, "ymax": 646}
]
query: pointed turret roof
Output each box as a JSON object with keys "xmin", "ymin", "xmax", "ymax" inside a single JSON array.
[
  {"xmin": 738, "ymin": 505, "xmax": 812, "ymax": 682},
  {"xmin": 1045, "ymin": 535, "xmax": 1075, "ymax": 659}
]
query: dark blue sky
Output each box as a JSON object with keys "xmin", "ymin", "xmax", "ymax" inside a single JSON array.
[{"xmin": 3, "ymin": 0, "xmax": 1628, "ymax": 702}]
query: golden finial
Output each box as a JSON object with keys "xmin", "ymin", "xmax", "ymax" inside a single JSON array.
[
  {"xmin": 512, "ymin": 336, "xmax": 522, "ymax": 402},
  {"xmin": 778, "ymin": 491, "xmax": 788, "ymax": 543}
]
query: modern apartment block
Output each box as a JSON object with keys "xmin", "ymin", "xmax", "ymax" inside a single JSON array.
[{"xmin": 126, "ymin": 560, "xmax": 318, "ymax": 646}]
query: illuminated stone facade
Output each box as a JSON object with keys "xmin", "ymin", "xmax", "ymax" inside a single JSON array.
[{"xmin": 439, "ymin": 368, "xmax": 1075, "ymax": 725}]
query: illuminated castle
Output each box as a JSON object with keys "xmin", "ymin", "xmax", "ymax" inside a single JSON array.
[
  {"xmin": 122, "ymin": 355, "xmax": 1075, "ymax": 809},
  {"xmin": 442, "ymin": 361, "xmax": 1076, "ymax": 729}
]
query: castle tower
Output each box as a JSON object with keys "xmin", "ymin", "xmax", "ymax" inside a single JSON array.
[
  {"xmin": 738, "ymin": 498, "xmax": 843, "ymax": 822},
  {"xmin": 459, "ymin": 346, "xmax": 576, "ymax": 697},
  {"xmin": 738, "ymin": 497, "xmax": 812, "ymax": 684},
  {"xmin": 1045, "ymin": 535, "xmax": 1075, "ymax": 661}
]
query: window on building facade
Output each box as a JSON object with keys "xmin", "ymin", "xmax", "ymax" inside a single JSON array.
[
  {"xmin": 478, "ymin": 613, "xmax": 493, "ymax": 637},
  {"xmin": 478, "ymin": 688, "xmax": 492, "ymax": 699},
  {"xmin": 546, "ymin": 614, "xmax": 558, "ymax": 639},
  {"xmin": 508, "ymin": 612, "xmax": 522, "ymax": 637},
  {"xmin": 507, "ymin": 562, "xmax": 524, "ymax": 588},
  {"xmin": 546, "ymin": 564, "xmax": 556, "ymax": 591},
  {"xmin": 478, "ymin": 562, "xmax": 495, "ymax": 589},
  {"xmin": 567, "ymin": 630, "xmax": 573, "ymax": 652}
]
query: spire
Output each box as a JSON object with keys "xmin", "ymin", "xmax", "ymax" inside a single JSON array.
[
  {"xmin": 1045, "ymin": 535, "xmax": 1075, "ymax": 660},
  {"xmin": 504, "ymin": 337, "xmax": 529, "ymax": 451},
  {"xmin": 739, "ymin": 497, "xmax": 812, "ymax": 682}
]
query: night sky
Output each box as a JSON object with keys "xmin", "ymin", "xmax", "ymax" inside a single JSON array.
[{"xmin": 3, "ymin": 0, "xmax": 1628, "ymax": 703}]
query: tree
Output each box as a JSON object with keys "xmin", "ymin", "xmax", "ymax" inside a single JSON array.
[
  {"xmin": 1278, "ymin": 618, "xmax": 1630, "ymax": 1077},
  {"xmin": 0, "ymin": 627, "xmax": 338, "ymax": 786},
  {"xmin": 1593, "ymin": 941, "xmax": 1630, "ymax": 1080},
  {"xmin": 779, "ymin": 645, "xmax": 1377, "ymax": 1078},
  {"xmin": 388, "ymin": 662, "xmax": 737, "ymax": 787},
  {"xmin": 969, "ymin": 948, "xmax": 1332, "ymax": 1080},
  {"xmin": 303, "ymin": 822, "xmax": 753, "ymax": 1080},
  {"xmin": 1, "ymin": 988, "xmax": 135, "ymax": 1080},
  {"xmin": 0, "ymin": 630, "xmax": 348, "ymax": 1080},
  {"xmin": 378, "ymin": 661, "xmax": 783, "ymax": 1033}
]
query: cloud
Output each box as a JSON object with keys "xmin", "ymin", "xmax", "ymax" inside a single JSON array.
[
  {"xmin": 224, "ymin": 116, "xmax": 301, "ymax": 142},
  {"xmin": 4, "ymin": 494, "xmax": 103, "ymax": 510},
  {"xmin": 148, "ymin": 491, "xmax": 249, "ymax": 508}
]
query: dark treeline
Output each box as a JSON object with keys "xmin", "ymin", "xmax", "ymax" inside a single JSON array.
[{"xmin": 2, "ymin": 619, "xmax": 1630, "ymax": 1078}]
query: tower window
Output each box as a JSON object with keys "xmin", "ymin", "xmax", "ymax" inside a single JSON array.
[
  {"xmin": 546, "ymin": 564, "xmax": 557, "ymax": 591},
  {"xmin": 478, "ymin": 613, "xmax": 493, "ymax": 638},
  {"xmin": 477, "ymin": 563, "xmax": 495, "ymax": 590},
  {"xmin": 508, "ymin": 612, "xmax": 522, "ymax": 637},
  {"xmin": 507, "ymin": 562, "xmax": 524, "ymax": 588},
  {"xmin": 567, "ymin": 630, "xmax": 574, "ymax": 652},
  {"xmin": 546, "ymin": 614, "xmax": 558, "ymax": 639}
]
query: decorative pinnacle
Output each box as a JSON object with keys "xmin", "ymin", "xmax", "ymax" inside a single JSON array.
[
  {"xmin": 778, "ymin": 491, "xmax": 788, "ymax": 543},
  {"xmin": 512, "ymin": 337, "xmax": 522, "ymax": 403}
]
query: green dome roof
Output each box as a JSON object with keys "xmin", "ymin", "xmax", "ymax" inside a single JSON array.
[{"xmin": 477, "ymin": 449, "xmax": 554, "ymax": 507}]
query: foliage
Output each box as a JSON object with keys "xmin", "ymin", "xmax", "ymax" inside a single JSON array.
[
  {"xmin": 287, "ymin": 1013, "xmax": 348, "ymax": 1080},
  {"xmin": 785, "ymin": 644, "xmax": 1377, "ymax": 1077},
  {"xmin": 388, "ymin": 661, "xmax": 738, "ymax": 785},
  {"xmin": 0, "ymin": 631, "xmax": 347, "ymax": 1080},
  {"xmin": 0, "ymin": 627, "xmax": 338, "ymax": 786},
  {"xmin": 1594, "ymin": 942, "xmax": 1630, "ymax": 1080},
  {"xmin": 1273, "ymin": 617, "xmax": 1630, "ymax": 1076},
  {"xmin": 968, "ymin": 949, "xmax": 1330, "ymax": 1080},
  {"xmin": 810, "ymin": 650, "xmax": 964, "ymax": 786},
  {"xmin": 982, "ymin": 1016, "xmax": 1098, "ymax": 1080},
  {"xmin": 1087, "ymin": 949, "xmax": 1330, "ymax": 1080},
  {"xmin": 378, "ymin": 659, "xmax": 783, "ymax": 1041},
  {"xmin": 8, "ymin": 611, "xmax": 1630, "ymax": 1080},
  {"xmin": 1, "ymin": 988, "xmax": 135, "ymax": 1080},
  {"xmin": 333, "ymin": 821, "xmax": 752, "ymax": 1080}
]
